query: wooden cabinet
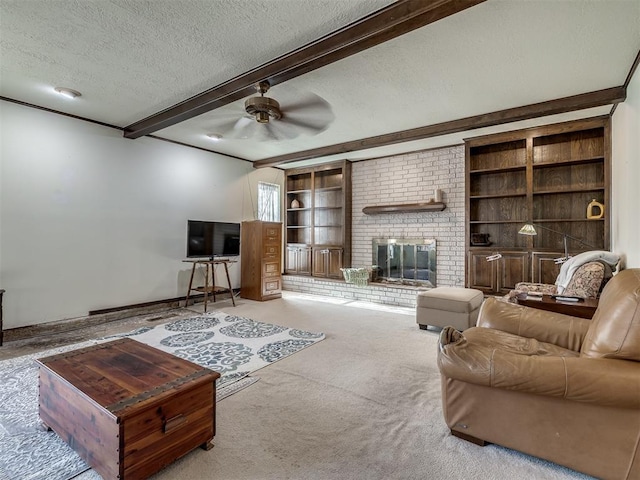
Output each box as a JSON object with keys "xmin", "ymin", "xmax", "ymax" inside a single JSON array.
[
  {"xmin": 531, "ymin": 251, "xmax": 564, "ymax": 285},
  {"xmin": 467, "ymin": 250, "xmax": 529, "ymax": 294},
  {"xmin": 240, "ymin": 220, "xmax": 282, "ymax": 301},
  {"xmin": 285, "ymin": 244, "xmax": 312, "ymax": 275},
  {"xmin": 285, "ymin": 160, "xmax": 352, "ymax": 277},
  {"xmin": 466, "ymin": 117, "xmax": 610, "ymax": 294},
  {"xmin": 312, "ymin": 246, "xmax": 343, "ymax": 278}
]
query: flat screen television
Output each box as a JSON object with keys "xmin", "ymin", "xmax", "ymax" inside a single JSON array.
[{"xmin": 187, "ymin": 220, "xmax": 241, "ymax": 258}]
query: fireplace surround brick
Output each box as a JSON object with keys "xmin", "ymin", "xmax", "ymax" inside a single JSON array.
[{"xmin": 351, "ymin": 145, "xmax": 466, "ymax": 288}]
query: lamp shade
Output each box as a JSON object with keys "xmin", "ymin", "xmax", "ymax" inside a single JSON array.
[{"xmin": 518, "ymin": 224, "xmax": 537, "ymax": 236}]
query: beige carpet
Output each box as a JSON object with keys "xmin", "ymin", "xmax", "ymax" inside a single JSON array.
[{"xmin": 75, "ymin": 292, "xmax": 592, "ymax": 480}]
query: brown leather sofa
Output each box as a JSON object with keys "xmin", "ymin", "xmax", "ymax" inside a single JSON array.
[{"xmin": 437, "ymin": 268, "xmax": 640, "ymax": 480}]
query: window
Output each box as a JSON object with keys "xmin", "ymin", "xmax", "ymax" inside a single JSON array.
[{"xmin": 258, "ymin": 182, "xmax": 281, "ymax": 222}]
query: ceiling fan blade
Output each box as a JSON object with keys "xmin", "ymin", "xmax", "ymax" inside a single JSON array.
[
  {"xmin": 280, "ymin": 117, "xmax": 330, "ymax": 135},
  {"xmin": 227, "ymin": 116, "xmax": 256, "ymax": 139},
  {"xmin": 209, "ymin": 109, "xmax": 246, "ymax": 120},
  {"xmin": 262, "ymin": 123, "xmax": 283, "ymax": 141},
  {"xmin": 264, "ymin": 121, "xmax": 299, "ymax": 141},
  {"xmin": 279, "ymin": 91, "xmax": 335, "ymax": 136},
  {"xmin": 281, "ymin": 92, "xmax": 331, "ymax": 114},
  {"xmin": 207, "ymin": 118, "xmax": 242, "ymax": 136}
]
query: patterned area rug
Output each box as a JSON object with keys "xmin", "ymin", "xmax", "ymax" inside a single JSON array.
[{"xmin": 0, "ymin": 312, "xmax": 324, "ymax": 480}]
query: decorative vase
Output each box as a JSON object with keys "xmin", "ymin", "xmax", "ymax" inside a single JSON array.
[
  {"xmin": 291, "ymin": 199, "xmax": 300, "ymax": 209},
  {"xmin": 586, "ymin": 199, "xmax": 604, "ymax": 219}
]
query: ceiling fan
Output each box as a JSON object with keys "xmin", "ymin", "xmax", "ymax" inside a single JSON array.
[{"xmin": 207, "ymin": 81, "xmax": 334, "ymax": 141}]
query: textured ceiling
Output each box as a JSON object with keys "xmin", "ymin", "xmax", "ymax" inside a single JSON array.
[{"xmin": 1, "ymin": 0, "xmax": 639, "ymax": 168}]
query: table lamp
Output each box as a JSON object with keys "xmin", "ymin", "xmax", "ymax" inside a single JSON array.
[{"xmin": 518, "ymin": 223, "xmax": 597, "ymax": 264}]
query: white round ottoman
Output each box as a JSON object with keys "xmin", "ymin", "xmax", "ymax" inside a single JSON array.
[{"xmin": 416, "ymin": 287, "xmax": 484, "ymax": 331}]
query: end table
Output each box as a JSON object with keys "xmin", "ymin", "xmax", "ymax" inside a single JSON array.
[{"xmin": 515, "ymin": 293, "xmax": 598, "ymax": 319}]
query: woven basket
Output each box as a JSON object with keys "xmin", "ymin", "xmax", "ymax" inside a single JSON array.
[{"xmin": 341, "ymin": 267, "xmax": 371, "ymax": 287}]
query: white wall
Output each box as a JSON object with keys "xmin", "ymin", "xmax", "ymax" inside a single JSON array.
[
  {"xmin": 612, "ymin": 66, "xmax": 640, "ymax": 268},
  {"xmin": 0, "ymin": 101, "xmax": 282, "ymax": 328}
]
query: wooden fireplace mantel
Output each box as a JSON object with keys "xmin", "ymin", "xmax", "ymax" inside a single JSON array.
[{"xmin": 362, "ymin": 202, "xmax": 446, "ymax": 214}]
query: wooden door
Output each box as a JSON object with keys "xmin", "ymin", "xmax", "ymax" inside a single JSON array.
[
  {"xmin": 287, "ymin": 245, "xmax": 312, "ymax": 275},
  {"xmin": 312, "ymin": 247, "xmax": 328, "ymax": 277},
  {"xmin": 313, "ymin": 247, "xmax": 343, "ymax": 278},
  {"xmin": 497, "ymin": 251, "xmax": 529, "ymax": 294},
  {"xmin": 467, "ymin": 250, "xmax": 496, "ymax": 293},
  {"xmin": 531, "ymin": 252, "xmax": 564, "ymax": 285},
  {"xmin": 286, "ymin": 245, "xmax": 300, "ymax": 274},
  {"xmin": 326, "ymin": 248, "xmax": 343, "ymax": 278}
]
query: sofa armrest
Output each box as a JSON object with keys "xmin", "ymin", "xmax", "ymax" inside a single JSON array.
[
  {"xmin": 476, "ymin": 297, "xmax": 590, "ymax": 351},
  {"xmin": 438, "ymin": 327, "xmax": 640, "ymax": 408}
]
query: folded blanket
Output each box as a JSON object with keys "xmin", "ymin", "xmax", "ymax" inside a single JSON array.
[{"xmin": 555, "ymin": 251, "xmax": 620, "ymax": 293}]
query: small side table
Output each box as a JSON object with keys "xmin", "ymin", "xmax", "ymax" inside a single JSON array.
[
  {"xmin": 0, "ymin": 289, "xmax": 4, "ymax": 346},
  {"xmin": 183, "ymin": 259, "xmax": 236, "ymax": 311},
  {"xmin": 515, "ymin": 294, "xmax": 598, "ymax": 319}
]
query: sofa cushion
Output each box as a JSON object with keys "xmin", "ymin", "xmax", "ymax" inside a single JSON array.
[
  {"xmin": 581, "ymin": 269, "xmax": 640, "ymax": 361},
  {"xmin": 563, "ymin": 262, "xmax": 605, "ymax": 298}
]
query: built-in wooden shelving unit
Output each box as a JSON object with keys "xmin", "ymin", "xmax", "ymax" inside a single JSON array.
[{"xmin": 465, "ymin": 116, "xmax": 610, "ymax": 295}]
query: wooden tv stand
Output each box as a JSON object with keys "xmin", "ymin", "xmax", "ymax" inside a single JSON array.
[{"xmin": 183, "ymin": 259, "xmax": 236, "ymax": 310}]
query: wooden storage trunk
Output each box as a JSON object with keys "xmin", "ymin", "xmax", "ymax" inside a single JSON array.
[{"xmin": 36, "ymin": 338, "xmax": 221, "ymax": 480}]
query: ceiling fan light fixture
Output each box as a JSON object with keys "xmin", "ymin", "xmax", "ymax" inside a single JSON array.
[
  {"xmin": 245, "ymin": 95, "xmax": 282, "ymax": 123},
  {"xmin": 54, "ymin": 87, "xmax": 81, "ymax": 99},
  {"xmin": 255, "ymin": 111, "xmax": 269, "ymax": 123},
  {"xmin": 244, "ymin": 81, "xmax": 282, "ymax": 124}
]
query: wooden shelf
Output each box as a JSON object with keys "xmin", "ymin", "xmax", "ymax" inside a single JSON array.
[
  {"xmin": 362, "ymin": 202, "xmax": 445, "ymax": 214},
  {"xmin": 533, "ymin": 156, "xmax": 604, "ymax": 168},
  {"xmin": 193, "ymin": 286, "xmax": 231, "ymax": 294},
  {"xmin": 532, "ymin": 187, "xmax": 604, "ymax": 195},
  {"xmin": 469, "ymin": 220, "xmax": 525, "ymax": 224},
  {"xmin": 469, "ymin": 165, "xmax": 527, "ymax": 174},
  {"xmin": 534, "ymin": 218, "xmax": 605, "ymax": 223},
  {"xmin": 470, "ymin": 192, "xmax": 526, "ymax": 199}
]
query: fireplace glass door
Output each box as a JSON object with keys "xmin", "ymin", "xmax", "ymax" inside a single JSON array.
[{"xmin": 373, "ymin": 238, "xmax": 436, "ymax": 286}]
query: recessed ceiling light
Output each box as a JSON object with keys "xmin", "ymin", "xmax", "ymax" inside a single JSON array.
[
  {"xmin": 54, "ymin": 87, "xmax": 82, "ymax": 99},
  {"xmin": 206, "ymin": 133, "xmax": 223, "ymax": 141}
]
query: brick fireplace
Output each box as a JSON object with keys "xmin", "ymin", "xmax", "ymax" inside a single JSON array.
[{"xmin": 283, "ymin": 145, "xmax": 466, "ymax": 308}]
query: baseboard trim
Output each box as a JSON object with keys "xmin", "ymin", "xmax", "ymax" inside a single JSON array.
[
  {"xmin": 4, "ymin": 290, "xmax": 241, "ymax": 342},
  {"xmin": 88, "ymin": 294, "xmax": 202, "ymax": 315},
  {"xmin": 88, "ymin": 288, "xmax": 239, "ymax": 315}
]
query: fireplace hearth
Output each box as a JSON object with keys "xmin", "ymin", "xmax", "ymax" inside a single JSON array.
[{"xmin": 372, "ymin": 238, "xmax": 436, "ymax": 287}]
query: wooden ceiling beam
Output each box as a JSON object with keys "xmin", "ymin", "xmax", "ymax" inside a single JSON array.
[
  {"xmin": 252, "ymin": 86, "xmax": 626, "ymax": 168},
  {"xmin": 123, "ymin": 0, "xmax": 485, "ymax": 139}
]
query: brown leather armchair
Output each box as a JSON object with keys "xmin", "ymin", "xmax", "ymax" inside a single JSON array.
[{"xmin": 437, "ymin": 268, "xmax": 640, "ymax": 480}]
